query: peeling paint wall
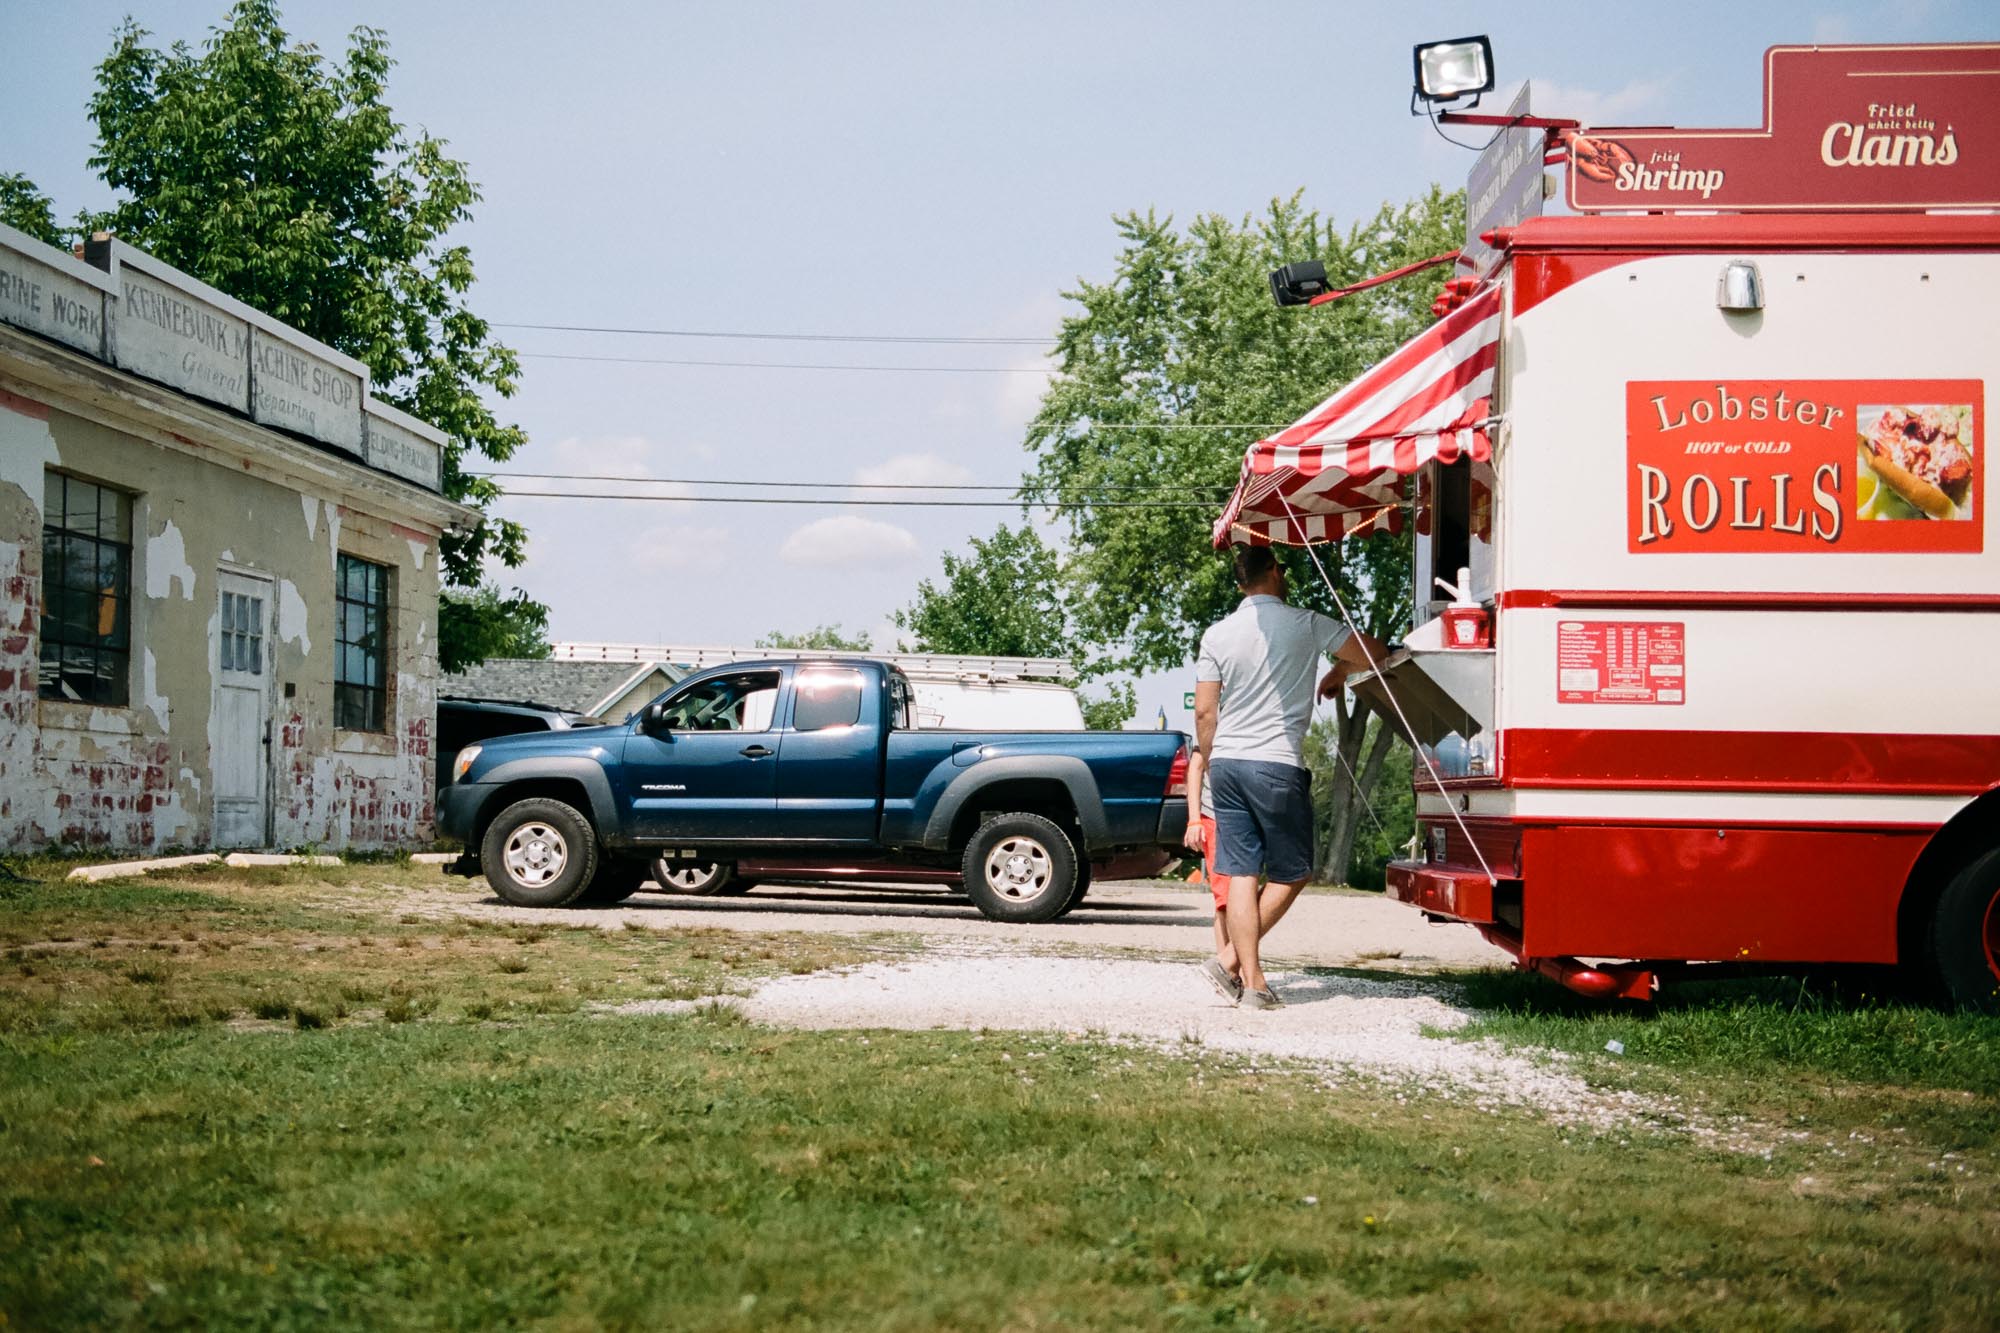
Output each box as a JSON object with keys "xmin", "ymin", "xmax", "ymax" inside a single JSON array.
[{"xmin": 0, "ymin": 379, "xmax": 449, "ymax": 853}]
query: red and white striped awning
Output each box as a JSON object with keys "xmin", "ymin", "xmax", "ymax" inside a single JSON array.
[{"xmin": 1214, "ymin": 285, "xmax": 1502, "ymax": 547}]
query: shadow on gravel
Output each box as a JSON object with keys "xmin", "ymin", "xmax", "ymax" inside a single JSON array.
[{"xmin": 478, "ymin": 886, "xmax": 1210, "ymax": 928}]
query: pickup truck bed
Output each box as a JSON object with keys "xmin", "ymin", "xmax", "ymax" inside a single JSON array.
[{"xmin": 440, "ymin": 658, "xmax": 1189, "ymax": 922}]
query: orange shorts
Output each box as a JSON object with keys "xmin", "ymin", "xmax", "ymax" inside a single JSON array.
[{"xmin": 1200, "ymin": 814, "xmax": 1224, "ymax": 909}]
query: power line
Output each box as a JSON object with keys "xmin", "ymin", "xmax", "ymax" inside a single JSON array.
[
  {"xmin": 1063, "ymin": 422, "xmax": 1289, "ymax": 431},
  {"xmin": 472, "ymin": 470, "xmax": 1233, "ymax": 494},
  {"xmin": 492, "ymin": 490, "xmax": 1222, "ymax": 509},
  {"xmin": 515, "ymin": 351, "xmax": 1048, "ymax": 374},
  {"xmin": 496, "ymin": 321, "xmax": 1051, "ymax": 346}
]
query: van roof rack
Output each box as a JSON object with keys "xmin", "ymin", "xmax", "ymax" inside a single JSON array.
[{"xmin": 550, "ymin": 642, "xmax": 1078, "ymax": 683}]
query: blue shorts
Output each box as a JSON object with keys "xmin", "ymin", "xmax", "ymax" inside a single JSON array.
[{"xmin": 1207, "ymin": 758, "xmax": 1315, "ymax": 884}]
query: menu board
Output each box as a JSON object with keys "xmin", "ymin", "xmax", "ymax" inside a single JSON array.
[{"xmin": 1557, "ymin": 621, "xmax": 1685, "ymax": 706}]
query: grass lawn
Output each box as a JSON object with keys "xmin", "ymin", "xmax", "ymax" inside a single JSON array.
[{"xmin": 1, "ymin": 860, "xmax": 1995, "ymax": 1329}]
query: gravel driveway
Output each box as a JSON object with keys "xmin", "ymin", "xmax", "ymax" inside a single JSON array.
[{"xmin": 455, "ymin": 879, "xmax": 1513, "ymax": 973}]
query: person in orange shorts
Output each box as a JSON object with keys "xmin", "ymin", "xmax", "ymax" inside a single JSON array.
[{"xmin": 1181, "ymin": 747, "xmax": 1235, "ymax": 988}]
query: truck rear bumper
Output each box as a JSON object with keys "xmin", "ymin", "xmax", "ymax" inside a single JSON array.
[
  {"xmin": 1387, "ymin": 859, "xmax": 1655, "ymax": 1000},
  {"xmin": 1385, "ymin": 859, "xmax": 1497, "ymax": 923}
]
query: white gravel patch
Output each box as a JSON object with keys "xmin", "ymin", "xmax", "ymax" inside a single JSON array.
[{"xmin": 613, "ymin": 953, "xmax": 1699, "ymax": 1133}]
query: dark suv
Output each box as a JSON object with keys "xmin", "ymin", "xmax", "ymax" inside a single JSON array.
[{"xmin": 435, "ymin": 697, "xmax": 598, "ymax": 795}]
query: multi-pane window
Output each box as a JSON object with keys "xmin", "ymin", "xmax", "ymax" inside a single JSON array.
[
  {"xmin": 335, "ymin": 555, "xmax": 390, "ymax": 732},
  {"xmin": 219, "ymin": 590, "xmax": 264, "ymax": 674},
  {"xmin": 39, "ymin": 472, "xmax": 131, "ymax": 705}
]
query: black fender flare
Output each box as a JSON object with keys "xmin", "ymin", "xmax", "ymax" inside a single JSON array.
[
  {"xmin": 475, "ymin": 757, "xmax": 621, "ymax": 839},
  {"xmin": 921, "ymin": 756, "xmax": 1110, "ymax": 853}
]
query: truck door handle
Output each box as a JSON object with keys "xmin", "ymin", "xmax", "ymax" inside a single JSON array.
[{"xmin": 739, "ymin": 744, "xmax": 773, "ymax": 758}]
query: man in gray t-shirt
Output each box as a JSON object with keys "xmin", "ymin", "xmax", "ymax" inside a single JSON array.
[{"xmin": 1191, "ymin": 545, "xmax": 1384, "ymax": 1009}]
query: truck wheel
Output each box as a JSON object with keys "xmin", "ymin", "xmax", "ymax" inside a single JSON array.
[
  {"xmin": 482, "ymin": 798, "xmax": 599, "ymax": 908},
  {"xmin": 1053, "ymin": 859, "xmax": 1094, "ymax": 920},
  {"xmin": 1928, "ymin": 848, "xmax": 2000, "ymax": 1013},
  {"xmin": 651, "ymin": 859, "xmax": 736, "ymax": 896},
  {"xmin": 962, "ymin": 814, "xmax": 1078, "ymax": 924},
  {"xmin": 574, "ymin": 854, "xmax": 647, "ymax": 907}
]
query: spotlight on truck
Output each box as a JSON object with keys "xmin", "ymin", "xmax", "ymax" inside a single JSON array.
[
  {"xmin": 1412, "ymin": 35, "xmax": 1496, "ymax": 106},
  {"xmin": 1269, "ymin": 259, "xmax": 1332, "ymax": 307}
]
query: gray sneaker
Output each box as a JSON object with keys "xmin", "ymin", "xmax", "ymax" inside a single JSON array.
[
  {"xmin": 1241, "ymin": 986, "xmax": 1283, "ymax": 1011},
  {"xmin": 1200, "ymin": 957, "xmax": 1244, "ymax": 1004}
]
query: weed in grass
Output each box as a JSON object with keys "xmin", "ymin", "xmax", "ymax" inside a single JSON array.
[
  {"xmin": 251, "ymin": 998, "xmax": 291, "ymax": 1021},
  {"xmin": 122, "ymin": 964, "xmax": 168, "ymax": 984},
  {"xmin": 464, "ymin": 1002, "xmax": 494, "ymax": 1021},
  {"xmin": 291, "ymin": 1007, "xmax": 327, "ymax": 1031},
  {"xmin": 1454, "ymin": 970, "xmax": 2000, "ymax": 1097}
]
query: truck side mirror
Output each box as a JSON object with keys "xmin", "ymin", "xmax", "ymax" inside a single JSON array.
[{"xmin": 642, "ymin": 702, "xmax": 671, "ymax": 735}]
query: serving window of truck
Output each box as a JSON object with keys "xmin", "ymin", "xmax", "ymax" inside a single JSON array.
[{"xmin": 1217, "ymin": 41, "xmax": 2000, "ymax": 1009}]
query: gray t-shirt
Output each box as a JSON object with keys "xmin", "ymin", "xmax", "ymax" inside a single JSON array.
[{"xmin": 1195, "ymin": 595, "xmax": 1351, "ymax": 770}]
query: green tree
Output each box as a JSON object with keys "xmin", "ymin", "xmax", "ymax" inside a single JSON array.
[
  {"xmin": 1078, "ymin": 682, "xmax": 1138, "ymax": 732},
  {"xmin": 0, "ymin": 173, "xmax": 63, "ymax": 247},
  {"xmin": 756, "ymin": 625, "xmax": 873, "ymax": 652},
  {"xmin": 897, "ymin": 523, "xmax": 1135, "ymax": 729},
  {"xmin": 436, "ymin": 584, "xmax": 549, "ymax": 673},
  {"xmin": 77, "ymin": 1, "xmax": 534, "ymax": 667},
  {"xmin": 1024, "ymin": 187, "xmax": 1464, "ymax": 874},
  {"xmin": 894, "ymin": 524, "xmax": 1067, "ymax": 657}
]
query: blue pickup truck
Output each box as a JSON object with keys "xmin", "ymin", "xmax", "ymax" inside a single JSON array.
[{"xmin": 439, "ymin": 658, "xmax": 1190, "ymax": 922}]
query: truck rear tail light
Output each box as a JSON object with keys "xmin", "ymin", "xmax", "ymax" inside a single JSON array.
[{"xmin": 1166, "ymin": 744, "xmax": 1188, "ymax": 797}]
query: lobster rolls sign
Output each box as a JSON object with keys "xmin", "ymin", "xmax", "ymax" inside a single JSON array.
[
  {"xmin": 1626, "ymin": 380, "xmax": 1982, "ymax": 554},
  {"xmin": 1569, "ymin": 44, "xmax": 2000, "ymax": 212}
]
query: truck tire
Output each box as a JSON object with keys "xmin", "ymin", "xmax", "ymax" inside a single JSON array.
[
  {"xmin": 574, "ymin": 854, "xmax": 648, "ymax": 907},
  {"xmin": 1928, "ymin": 847, "xmax": 2000, "ymax": 1013},
  {"xmin": 481, "ymin": 798, "xmax": 599, "ymax": 908},
  {"xmin": 962, "ymin": 814, "xmax": 1079, "ymax": 924},
  {"xmin": 651, "ymin": 859, "xmax": 740, "ymax": 896},
  {"xmin": 1053, "ymin": 859, "xmax": 1093, "ymax": 920}
]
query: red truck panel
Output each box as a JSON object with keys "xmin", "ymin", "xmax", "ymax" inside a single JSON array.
[{"xmin": 1520, "ymin": 824, "xmax": 1925, "ymax": 964}]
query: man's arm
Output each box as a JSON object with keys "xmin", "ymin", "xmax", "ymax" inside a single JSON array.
[
  {"xmin": 1317, "ymin": 622, "xmax": 1392, "ymax": 700},
  {"xmin": 1193, "ymin": 680, "xmax": 1221, "ymax": 766}
]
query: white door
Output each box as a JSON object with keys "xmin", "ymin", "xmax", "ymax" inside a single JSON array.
[{"xmin": 213, "ymin": 571, "xmax": 272, "ymax": 847}]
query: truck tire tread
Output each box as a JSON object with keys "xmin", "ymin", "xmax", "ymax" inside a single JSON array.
[
  {"xmin": 481, "ymin": 797, "xmax": 599, "ymax": 908},
  {"xmin": 962, "ymin": 813, "xmax": 1080, "ymax": 925},
  {"xmin": 1927, "ymin": 846, "xmax": 2000, "ymax": 1013}
]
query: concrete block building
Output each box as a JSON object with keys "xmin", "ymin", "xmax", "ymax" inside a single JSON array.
[{"xmin": 0, "ymin": 223, "xmax": 475, "ymax": 852}]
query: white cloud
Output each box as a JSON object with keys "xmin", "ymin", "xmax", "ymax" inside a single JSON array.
[
  {"xmin": 778, "ymin": 515, "xmax": 919, "ymax": 568},
  {"xmin": 852, "ymin": 452, "xmax": 976, "ymax": 488},
  {"xmin": 548, "ymin": 434, "xmax": 661, "ymax": 475},
  {"xmin": 626, "ymin": 523, "xmax": 731, "ymax": 573},
  {"xmin": 1530, "ymin": 76, "xmax": 1672, "ymax": 129}
]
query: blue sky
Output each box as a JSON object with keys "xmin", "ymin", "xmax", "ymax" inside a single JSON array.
[{"xmin": 4, "ymin": 1, "xmax": 1987, "ymax": 724}]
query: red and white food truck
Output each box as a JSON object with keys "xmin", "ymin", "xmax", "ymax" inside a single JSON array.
[{"xmin": 1217, "ymin": 43, "xmax": 2000, "ymax": 1007}]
